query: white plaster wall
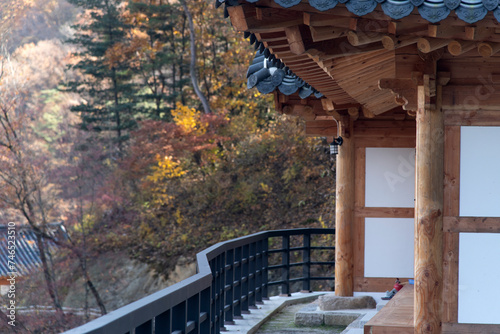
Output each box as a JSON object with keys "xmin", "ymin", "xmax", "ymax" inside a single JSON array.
[
  {"xmin": 460, "ymin": 126, "xmax": 500, "ymax": 217},
  {"xmin": 458, "ymin": 233, "xmax": 500, "ymax": 324},
  {"xmin": 365, "ymin": 148, "xmax": 415, "ymax": 208},
  {"xmin": 364, "ymin": 218, "xmax": 414, "ymax": 278}
]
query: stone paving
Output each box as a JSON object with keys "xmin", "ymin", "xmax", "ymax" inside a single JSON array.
[
  {"xmin": 224, "ymin": 291, "xmax": 387, "ymax": 334},
  {"xmin": 256, "ymin": 302, "xmax": 345, "ymax": 334}
]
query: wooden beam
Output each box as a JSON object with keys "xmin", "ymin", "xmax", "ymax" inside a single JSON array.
[
  {"xmin": 442, "ymin": 85, "xmax": 500, "ymax": 111},
  {"xmin": 305, "ymin": 120, "xmax": 337, "ymax": 136},
  {"xmin": 417, "ymin": 38, "xmax": 450, "ymax": 53},
  {"xmin": 227, "ymin": 6, "xmax": 248, "ymax": 32},
  {"xmin": 447, "ymin": 40, "xmax": 476, "ymax": 56},
  {"xmin": 478, "ymin": 42, "xmax": 500, "ymax": 58},
  {"xmin": 285, "ymin": 25, "xmax": 305, "ymax": 55},
  {"xmin": 428, "ymin": 24, "xmax": 464, "ymax": 39},
  {"xmin": 414, "ymin": 84, "xmax": 444, "ymax": 334},
  {"xmin": 388, "ymin": 21, "xmax": 428, "ymax": 35},
  {"xmin": 335, "ymin": 115, "xmax": 354, "ymax": 297},
  {"xmin": 347, "ymin": 31, "xmax": 384, "ymax": 46},
  {"xmin": 307, "ymin": 37, "xmax": 386, "ymax": 60},
  {"xmin": 228, "ymin": 6, "xmax": 303, "ymax": 33},
  {"xmin": 303, "ymin": 12, "xmax": 351, "ymax": 27},
  {"xmin": 444, "ymin": 217, "xmax": 500, "ymax": 233},
  {"xmin": 382, "ymin": 35, "xmax": 419, "ymax": 50},
  {"xmin": 443, "ymin": 323, "xmax": 500, "ymax": 333},
  {"xmin": 309, "ymin": 26, "xmax": 346, "ymax": 42}
]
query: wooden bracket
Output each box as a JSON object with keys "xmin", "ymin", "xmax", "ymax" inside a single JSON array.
[
  {"xmin": 348, "ymin": 107, "xmax": 359, "ymax": 121},
  {"xmin": 379, "ymin": 78, "xmax": 418, "ymax": 112},
  {"xmin": 321, "ymin": 98, "xmax": 342, "ymax": 119},
  {"xmin": 339, "ymin": 115, "xmax": 351, "ymax": 138}
]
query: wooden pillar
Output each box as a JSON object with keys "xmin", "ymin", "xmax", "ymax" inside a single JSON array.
[
  {"xmin": 414, "ymin": 84, "xmax": 443, "ymax": 333},
  {"xmin": 335, "ymin": 115, "xmax": 354, "ymax": 296}
]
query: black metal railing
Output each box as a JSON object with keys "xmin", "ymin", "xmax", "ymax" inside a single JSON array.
[{"xmin": 63, "ymin": 228, "xmax": 335, "ymax": 334}]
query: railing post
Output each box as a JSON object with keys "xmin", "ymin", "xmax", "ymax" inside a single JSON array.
[
  {"xmin": 200, "ymin": 288, "xmax": 210, "ymax": 334},
  {"xmin": 187, "ymin": 294, "xmax": 199, "ymax": 334},
  {"xmin": 234, "ymin": 247, "xmax": 242, "ymax": 318},
  {"xmin": 281, "ymin": 235, "xmax": 290, "ymax": 296},
  {"xmin": 255, "ymin": 239, "xmax": 263, "ymax": 303},
  {"xmin": 263, "ymin": 237, "xmax": 269, "ymax": 300},
  {"xmin": 172, "ymin": 301, "xmax": 186, "ymax": 334},
  {"xmin": 224, "ymin": 249, "xmax": 235, "ymax": 325},
  {"xmin": 155, "ymin": 309, "xmax": 171, "ymax": 333},
  {"xmin": 210, "ymin": 259, "xmax": 218, "ymax": 334},
  {"xmin": 248, "ymin": 242, "xmax": 256, "ymax": 308},
  {"xmin": 241, "ymin": 244, "xmax": 250, "ymax": 313},
  {"xmin": 302, "ymin": 232, "xmax": 311, "ymax": 292},
  {"xmin": 135, "ymin": 320, "xmax": 152, "ymax": 334},
  {"xmin": 218, "ymin": 254, "xmax": 226, "ymax": 332}
]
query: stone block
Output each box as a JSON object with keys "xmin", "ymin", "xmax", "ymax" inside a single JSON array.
[
  {"xmin": 324, "ymin": 312, "xmax": 361, "ymax": 326},
  {"xmin": 318, "ymin": 295, "xmax": 376, "ymax": 310},
  {"xmin": 294, "ymin": 312, "xmax": 324, "ymax": 326}
]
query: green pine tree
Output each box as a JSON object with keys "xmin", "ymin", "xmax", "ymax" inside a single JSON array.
[
  {"xmin": 64, "ymin": 0, "xmax": 137, "ymax": 148},
  {"xmin": 128, "ymin": 0, "xmax": 190, "ymax": 120}
]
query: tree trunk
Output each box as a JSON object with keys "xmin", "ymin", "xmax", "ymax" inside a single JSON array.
[
  {"xmin": 180, "ymin": 0, "xmax": 211, "ymax": 114},
  {"xmin": 35, "ymin": 233, "xmax": 65, "ymax": 321}
]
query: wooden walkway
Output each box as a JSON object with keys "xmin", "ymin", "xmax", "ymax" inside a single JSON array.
[{"xmin": 364, "ymin": 285, "xmax": 414, "ymax": 334}]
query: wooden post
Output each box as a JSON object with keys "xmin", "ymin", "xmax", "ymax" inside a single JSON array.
[
  {"xmin": 414, "ymin": 84, "xmax": 443, "ymax": 333},
  {"xmin": 335, "ymin": 115, "xmax": 354, "ymax": 296}
]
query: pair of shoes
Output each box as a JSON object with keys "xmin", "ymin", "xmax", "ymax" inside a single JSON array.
[{"xmin": 381, "ymin": 289, "xmax": 396, "ymax": 300}]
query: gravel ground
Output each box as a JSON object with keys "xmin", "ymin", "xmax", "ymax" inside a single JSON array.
[{"xmin": 255, "ymin": 303, "xmax": 345, "ymax": 334}]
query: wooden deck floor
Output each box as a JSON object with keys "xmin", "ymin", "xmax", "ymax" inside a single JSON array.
[{"xmin": 364, "ymin": 285, "xmax": 414, "ymax": 334}]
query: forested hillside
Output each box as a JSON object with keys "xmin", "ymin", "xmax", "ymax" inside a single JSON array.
[{"xmin": 0, "ymin": 0, "xmax": 335, "ymax": 332}]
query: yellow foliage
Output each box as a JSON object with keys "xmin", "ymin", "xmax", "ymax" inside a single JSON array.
[
  {"xmin": 171, "ymin": 102, "xmax": 206, "ymax": 134},
  {"xmin": 174, "ymin": 208, "xmax": 183, "ymax": 226},
  {"xmin": 74, "ymin": 214, "xmax": 96, "ymax": 233},
  {"xmin": 146, "ymin": 155, "xmax": 186, "ymax": 206}
]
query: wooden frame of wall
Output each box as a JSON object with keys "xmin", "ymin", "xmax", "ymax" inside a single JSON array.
[
  {"xmin": 441, "ymin": 111, "xmax": 500, "ymax": 333},
  {"xmin": 353, "ymin": 119, "xmax": 416, "ymax": 292}
]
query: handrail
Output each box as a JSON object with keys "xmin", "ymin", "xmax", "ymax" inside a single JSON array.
[{"xmin": 63, "ymin": 228, "xmax": 335, "ymax": 334}]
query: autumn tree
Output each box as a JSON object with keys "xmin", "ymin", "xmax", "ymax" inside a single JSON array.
[
  {"xmin": 0, "ymin": 44, "xmax": 65, "ymax": 321},
  {"xmin": 65, "ymin": 0, "xmax": 138, "ymax": 149},
  {"xmin": 0, "ymin": 38, "xmax": 109, "ymax": 326}
]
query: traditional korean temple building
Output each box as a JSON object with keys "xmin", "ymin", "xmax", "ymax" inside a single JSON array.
[
  {"xmin": 221, "ymin": 0, "xmax": 500, "ymax": 333},
  {"xmin": 0, "ymin": 223, "xmax": 66, "ymax": 294}
]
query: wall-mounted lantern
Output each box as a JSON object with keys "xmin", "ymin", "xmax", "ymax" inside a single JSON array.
[{"xmin": 330, "ymin": 136, "xmax": 343, "ymax": 155}]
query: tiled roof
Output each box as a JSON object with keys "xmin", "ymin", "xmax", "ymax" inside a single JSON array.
[
  {"xmin": 247, "ymin": 49, "xmax": 324, "ymax": 98},
  {"xmin": 221, "ymin": 0, "xmax": 499, "ymax": 24},
  {"xmin": 0, "ymin": 223, "xmax": 67, "ymax": 277}
]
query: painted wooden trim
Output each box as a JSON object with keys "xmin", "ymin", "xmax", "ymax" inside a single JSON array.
[
  {"xmin": 353, "ymin": 217, "xmax": 365, "ymax": 279},
  {"xmin": 353, "ymin": 147, "xmax": 366, "ymax": 280},
  {"xmin": 355, "ymin": 207, "xmax": 414, "ymax": 218},
  {"xmin": 442, "ymin": 125, "xmax": 461, "ymax": 323},
  {"xmin": 354, "ymin": 127, "xmax": 416, "ymax": 138},
  {"xmin": 443, "ymin": 126, "xmax": 460, "ymax": 217},
  {"xmin": 444, "ymin": 217, "xmax": 500, "ymax": 233},
  {"xmin": 354, "ymin": 147, "xmax": 366, "ymax": 208},
  {"xmin": 442, "ymin": 232, "xmax": 459, "ymax": 323},
  {"xmin": 443, "ymin": 323, "xmax": 500, "ymax": 333},
  {"xmin": 356, "ymin": 137, "xmax": 416, "ymax": 148},
  {"xmin": 351, "ymin": 129, "xmax": 416, "ymax": 292}
]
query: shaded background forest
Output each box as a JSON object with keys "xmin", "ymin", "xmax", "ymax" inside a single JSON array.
[{"xmin": 0, "ymin": 0, "xmax": 335, "ymax": 332}]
